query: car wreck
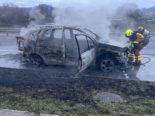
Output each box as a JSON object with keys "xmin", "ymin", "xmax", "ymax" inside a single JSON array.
[{"xmin": 16, "ymin": 24, "xmax": 130, "ymax": 72}]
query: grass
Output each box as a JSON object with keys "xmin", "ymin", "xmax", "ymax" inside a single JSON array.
[
  {"xmin": 0, "ymin": 77, "xmax": 155, "ymax": 116},
  {"xmin": 0, "ymin": 78, "xmax": 155, "ymax": 116}
]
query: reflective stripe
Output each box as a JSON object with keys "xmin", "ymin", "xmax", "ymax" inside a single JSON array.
[
  {"xmin": 135, "ymin": 56, "xmax": 141, "ymax": 61},
  {"xmin": 137, "ymin": 33, "xmax": 144, "ymax": 38},
  {"xmin": 133, "ymin": 41, "xmax": 139, "ymax": 44},
  {"xmin": 129, "ymin": 54, "xmax": 134, "ymax": 58},
  {"xmin": 130, "ymin": 55, "xmax": 135, "ymax": 56}
]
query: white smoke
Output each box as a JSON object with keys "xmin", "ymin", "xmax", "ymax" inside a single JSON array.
[
  {"xmin": 53, "ymin": 1, "xmax": 139, "ymax": 45},
  {"xmin": 20, "ymin": 7, "xmax": 46, "ymax": 36},
  {"xmin": 20, "ymin": 1, "xmax": 140, "ymax": 46},
  {"xmin": 29, "ymin": 8, "xmax": 46, "ymax": 26},
  {"xmin": 53, "ymin": 4, "xmax": 115, "ymax": 43},
  {"xmin": 113, "ymin": 3, "xmax": 139, "ymax": 30}
]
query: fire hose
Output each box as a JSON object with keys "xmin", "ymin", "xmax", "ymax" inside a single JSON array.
[{"xmin": 141, "ymin": 55, "xmax": 152, "ymax": 65}]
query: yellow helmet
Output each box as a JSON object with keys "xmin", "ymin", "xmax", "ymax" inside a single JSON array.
[{"xmin": 125, "ymin": 29, "xmax": 133, "ymax": 37}]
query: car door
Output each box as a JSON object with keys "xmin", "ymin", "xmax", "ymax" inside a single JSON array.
[
  {"xmin": 75, "ymin": 34, "xmax": 96, "ymax": 72},
  {"xmin": 36, "ymin": 28, "xmax": 65, "ymax": 64},
  {"xmin": 64, "ymin": 28, "xmax": 79, "ymax": 66}
]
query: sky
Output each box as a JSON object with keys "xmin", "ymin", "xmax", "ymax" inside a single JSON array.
[{"xmin": 0, "ymin": 0, "xmax": 155, "ymax": 8}]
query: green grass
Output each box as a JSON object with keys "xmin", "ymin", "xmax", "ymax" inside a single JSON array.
[{"xmin": 0, "ymin": 77, "xmax": 155, "ymax": 116}]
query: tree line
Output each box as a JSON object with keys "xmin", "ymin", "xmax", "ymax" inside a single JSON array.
[{"xmin": 0, "ymin": 4, "xmax": 54, "ymax": 27}]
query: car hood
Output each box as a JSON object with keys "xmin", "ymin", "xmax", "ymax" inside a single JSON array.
[
  {"xmin": 99, "ymin": 39, "xmax": 129, "ymax": 48},
  {"xmin": 97, "ymin": 38, "xmax": 131, "ymax": 53}
]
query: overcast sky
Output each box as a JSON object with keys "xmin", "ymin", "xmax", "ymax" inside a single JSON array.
[{"xmin": 0, "ymin": 0, "xmax": 155, "ymax": 8}]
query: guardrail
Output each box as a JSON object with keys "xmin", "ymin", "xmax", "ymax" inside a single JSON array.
[
  {"xmin": 0, "ymin": 27, "xmax": 20, "ymax": 36},
  {"xmin": 110, "ymin": 32, "xmax": 155, "ymax": 36},
  {"xmin": 0, "ymin": 27, "xmax": 20, "ymax": 31},
  {"xmin": 110, "ymin": 32, "xmax": 155, "ymax": 42},
  {"xmin": 0, "ymin": 28, "xmax": 155, "ymax": 42}
]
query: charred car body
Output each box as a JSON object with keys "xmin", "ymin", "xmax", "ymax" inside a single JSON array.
[{"xmin": 16, "ymin": 24, "xmax": 130, "ymax": 72}]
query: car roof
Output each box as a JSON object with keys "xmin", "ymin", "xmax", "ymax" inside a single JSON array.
[
  {"xmin": 23, "ymin": 24, "xmax": 99, "ymax": 40},
  {"xmin": 31, "ymin": 23, "xmax": 82, "ymax": 30}
]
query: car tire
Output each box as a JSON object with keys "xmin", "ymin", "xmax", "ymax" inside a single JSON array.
[
  {"xmin": 29, "ymin": 54, "xmax": 44, "ymax": 66},
  {"xmin": 97, "ymin": 57, "xmax": 115, "ymax": 72}
]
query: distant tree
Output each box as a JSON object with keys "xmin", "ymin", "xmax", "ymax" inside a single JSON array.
[
  {"xmin": 37, "ymin": 4, "xmax": 55, "ymax": 23},
  {"xmin": 0, "ymin": 4, "xmax": 55, "ymax": 27}
]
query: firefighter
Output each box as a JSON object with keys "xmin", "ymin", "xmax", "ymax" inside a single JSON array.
[
  {"xmin": 136, "ymin": 26, "xmax": 149, "ymax": 37},
  {"xmin": 135, "ymin": 26, "xmax": 150, "ymax": 46},
  {"xmin": 125, "ymin": 29, "xmax": 146, "ymax": 65}
]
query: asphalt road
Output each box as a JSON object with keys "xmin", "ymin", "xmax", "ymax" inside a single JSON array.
[{"xmin": 0, "ymin": 36, "xmax": 155, "ymax": 82}]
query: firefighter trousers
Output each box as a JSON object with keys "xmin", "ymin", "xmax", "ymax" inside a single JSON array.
[{"xmin": 129, "ymin": 44, "xmax": 145, "ymax": 64}]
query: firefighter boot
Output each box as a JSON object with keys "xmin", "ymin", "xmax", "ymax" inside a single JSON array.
[{"xmin": 135, "ymin": 56, "xmax": 142, "ymax": 65}]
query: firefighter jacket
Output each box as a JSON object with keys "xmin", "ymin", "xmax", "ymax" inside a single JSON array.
[
  {"xmin": 134, "ymin": 29, "xmax": 150, "ymax": 46},
  {"xmin": 128, "ymin": 33, "xmax": 145, "ymax": 48}
]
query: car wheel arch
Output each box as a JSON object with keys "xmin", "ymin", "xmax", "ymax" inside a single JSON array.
[
  {"xmin": 29, "ymin": 53, "xmax": 45, "ymax": 65},
  {"xmin": 96, "ymin": 52, "xmax": 117, "ymax": 72}
]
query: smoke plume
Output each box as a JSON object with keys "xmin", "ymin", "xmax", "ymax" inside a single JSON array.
[
  {"xmin": 29, "ymin": 8, "xmax": 46, "ymax": 26},
  {"xmin": 111, "ymin": 3, "xmax": 139, "ymax": 31},
  {"xmin": 53, "ymin": 1, "xmax": 139, "ymax": 44},
  {"xmin": 53, "ymin": 4, "xmax": 114, "ymax": 42},
  {"xmin": 20, "ymin": 1, "xmax": 140, "ymax": 45}
]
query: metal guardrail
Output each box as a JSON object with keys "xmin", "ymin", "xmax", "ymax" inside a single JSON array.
[
  {"xmin": 0, "ymin": 28, "xmax": 20, "ymax": 33},
  {"xmin": 110, "ymin": 32, "xmax": 155, "ymax": 36},
  {"xmin": 0, "ymin": 28, "xmax": 155, "ymax": 41},
  {"xmin": 0, "ymin": 27, "xmax": 20, "ymax": 36},
  {"xmin": 110, "ymin": 32, "xmax": 155, "ymax": 42}
]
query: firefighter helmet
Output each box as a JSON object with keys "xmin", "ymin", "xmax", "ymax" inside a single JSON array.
[
  {"xmin": 125, "ymin": 29, "xmax": 133, "ymax": 37},
  {"xmin": 138, "ymin": 26, "xmax": 144, "ymax": 32}
]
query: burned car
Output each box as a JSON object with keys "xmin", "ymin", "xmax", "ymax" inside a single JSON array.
[{"xmin": 16, "ymin": 24, "xmax": 130, "ymax": 72}]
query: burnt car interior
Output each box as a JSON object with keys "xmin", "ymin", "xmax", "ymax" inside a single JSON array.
[
  {"xmin": 64, "ymin": 28, "xmax": 79, "ymax": 63},
  {"xmin": 37, "ymin": 28, "xmax": 64, "ymax": 61}
]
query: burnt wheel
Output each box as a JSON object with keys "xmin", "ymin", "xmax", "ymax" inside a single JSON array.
[
  {"xmin": 29, "ymin": 54, "xmax": 44, "ymax": 66},
  {"xmin": 98, "ymin": 57, "xmax": 115, "ymax": 72}
]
